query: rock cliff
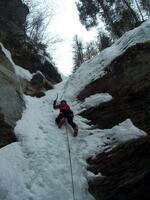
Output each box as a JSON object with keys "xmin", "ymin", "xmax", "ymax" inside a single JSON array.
[
  {"xmin": 67, "ymin": 20, "xmax": 150, "ymax": 200},
  {"xmin": 0, "ymin": 0, "xmax": 28, "ymax": 45},
  {"xmin": 0, "ymin": 45, "xmax": 24, "ymax": 147},
  {"xmin": 0, "ymin": 0, "xmax": 62, "ymax": 148},
  {"xmin": 87, "ymin": 136, "xmax": 150, "ymax": 200},
  {"xmin": 79, "ymin": 41, "xmax": 150, "ymax": 133},
  {"xmin": 0, "ymin": 0, "xmax": 62, "ymax": 84}
]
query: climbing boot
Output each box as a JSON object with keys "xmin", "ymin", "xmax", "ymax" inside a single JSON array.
[{"xmin": 73, "ymin": 127, "xmax": 78, "ymax": 137}]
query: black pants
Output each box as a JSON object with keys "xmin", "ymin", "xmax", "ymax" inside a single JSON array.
[{"xmin": 56, "ymin": 113, "xmax": 77, "ymax": 129}]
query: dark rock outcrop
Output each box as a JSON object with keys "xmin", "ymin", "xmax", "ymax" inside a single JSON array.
[
  {"xmin": 0, "ymin": 0, "xmax": 29, "ymax": 48},
  {"xmin": 0, "ymin": 46, "xmax": 25, "ymax": 126},
  {"xmin": 0, "ymin": 46, "xmax": 24, "ymax": 147},
  {"xmin": 87, "ymin": 136, "xmax": 150, "ymax": 200},
  {"xmin": 0, "ymin": 113, "xmax": 17, "ymax": 148},
  {"xmin": 0, "ymin": 0, "xmax": 61, "ymax": 149},
  {"xmin": 79, "ymin": 42, "xmax": 150, "ymax": 133},
  {"xmin": 11, "ymin": 42, "xmax": 62, "ymax": 83},
  {"xmin": 25, "ymin": 71, "xmax": 53, "ymax": 97},
  {"xmin": 76, "ymin": 40, "xmax": 150, "ymax": 200},
  {"xmin": 0, "ymin": 0, "xmax": 62, "ymax": 84}
]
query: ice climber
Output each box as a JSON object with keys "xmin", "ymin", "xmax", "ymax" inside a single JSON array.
[{"xmin": 53, "ymin": 99, "xmax": 78, "ymax": 136}]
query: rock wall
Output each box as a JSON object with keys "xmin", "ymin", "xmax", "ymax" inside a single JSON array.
[
  {"xmin": 25, "ymin": 71, "xmax": 54, "ymax": 98},
  {"xmin": 0, "ymin": 46, "xmax": 25, "ymax": 125},
  {"xmin": 71, "ymin": 27, "xmax": 150, "ymax": 199},
  {"xmin": 76, "ymin": 41, "xmax": 150, "ymax": 200},
  {"xmin": 11, "ymin": 42, "xmax": 62, "ymax": 84},
  {"xmin": 0, "ymin": 0, "xmax": 29, "ymax": 48},
  {"xmin": 0, "ymin": 0, "xmax": 62, "ymax": 148},
  {"xmin": 79, "ymin": 41, "xmax": 150, "ymax": 134},
  {"xmin": 0, "ymin": 0, "xmax": 62, "ymax": 84},
  {"xmin": 0, "ymin": 46, "xmax": 25, "ymax": 147},
  {"xmin": 87, "ymin": 136, "xmax": 150, "ymax": 200}
]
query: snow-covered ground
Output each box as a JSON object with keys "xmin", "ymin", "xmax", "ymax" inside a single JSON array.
[
  {"xmin": 0, "ymin": 81, "xmax": 146, "ymax": 200},
  {"xmin": 0, "ymin": 20, "xmax": 149, "ymax": 199}
]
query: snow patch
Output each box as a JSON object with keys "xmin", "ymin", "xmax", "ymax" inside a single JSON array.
[
  {"xmin": 77, "ymin": 119, "xmax": 146, "ymax": 160},
  {"xmin": 74, "ymin": 93, "xmax": 112, "ymax": 112},
  {"xmin": 87, "ymin": 171, "xmax": 105, "ymax": 181},
  {"xmin": 0, "ymin": 43, "xmax": 32, "ymax": 81},
  {"xmin": 65, "ymin": 19, "xmax": 150, "ymax": 99},
  {"xmin": 0, "ymin": 79, "xmax": 146, "ymax": 200}
]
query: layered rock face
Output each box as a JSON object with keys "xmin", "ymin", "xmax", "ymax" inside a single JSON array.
[
  {"xmin": 87, "ymin": 136, "xmax": 150, "ymax": 200},
  {"xmin": 79, "ymin": 41, "xmax": 150, "ymax": 134},
  {"xmin": 0, "ymin": 113, "xmax": 17, "ymax": 148},
  {"xmin": 0, "ymin": 0, "xmax": 62, "ymax": 148},
  {"xmin": 25, "ymin": 72, "xmax": 54, "ymax": 97},
  {"xmin": 0, "ymin": 0, "xmax": 29, "ymax": 49},
  {"xmin": 0, "ymin": 46, "xmax": 24, "ymax": 147},
  {"xmin": 0, "ymin": 0, "xmax": 62, "ymax": 84},
  {"xmin": 11, "ymin": 42, "xmax": 62, "ymax": 84},
  {"xmin": 72, "ymin": 22, "xmax": 150, "ymax": 200},
  {"xmin": 0, "ymin": 46, "xmax": 25, "ymax": 125}
]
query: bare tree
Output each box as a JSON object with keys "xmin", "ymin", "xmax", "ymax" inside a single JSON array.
[{"xmin": 23, "ymin": 0, "xmax": 63, "ymax": 48}]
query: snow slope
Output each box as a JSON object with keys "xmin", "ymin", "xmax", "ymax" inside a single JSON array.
[
  {"xmin": 0, "ymin": 81, "xmax": 94, "ymax": 200},
  {"xmin": 0, "ymin": 20, "xmax": 149, "ymax": 199},
  {"xmin": 0, "ymin": 80, "xmax": 146, "ymax": 200}
]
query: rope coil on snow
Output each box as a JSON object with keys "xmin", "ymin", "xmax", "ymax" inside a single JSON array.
[{"xmin": 65, "ymin": 123, "xmax": 76, "ymax": 200}]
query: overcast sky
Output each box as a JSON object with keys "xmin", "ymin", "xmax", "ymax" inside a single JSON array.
[{"xmin": 46, "ymin": 0, "xmax": 97, "ymax": 76}]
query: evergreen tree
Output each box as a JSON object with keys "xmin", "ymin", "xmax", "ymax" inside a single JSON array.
[
  {"xmin": 77, "ymin": 0, "xmax": 142, "ymax": 38},
  {"xmin": 84, "ymin": 41, "xmax": 98, "ymax": 60},
  {"xmin": 77, "ymin": 0, "xmax": 99, "ymax": 28},
  {"xmin": 97, "ymin": 31, "xmax": 112, "ymax": 51},
  {"xmin": 134, "ymin": 0, "xmax": 145, "ymax": 21},
  {"xmin": 77, "ymin": 0, "xmax": 121, "ymax": 37},
  {"xmin": 121, "ymin": 0, "xmax": 140, "ymax": 22},
  {"xmin": 139, "ymin": 0, "xmax": 150, "ymax": 16},
  {"xmin": 72, "ymin": 35, "xmax": 84, "ymax": 72},
  {"xmin": 72, "ymin": 32, "xmax": 112, "ymax": 73}
]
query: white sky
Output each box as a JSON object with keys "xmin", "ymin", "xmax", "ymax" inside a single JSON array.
[{"xmin": 46, "ymin": 0, "xmax": 97, "ymax": 76}]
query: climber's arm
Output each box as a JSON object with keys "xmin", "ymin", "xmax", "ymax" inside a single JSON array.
[{"xmin": 53, "ymin": 100, "xmax": 61, "ymax": 109}]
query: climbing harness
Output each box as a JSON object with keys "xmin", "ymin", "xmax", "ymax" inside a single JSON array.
[{"xmin": 65, "ymin": 123, "xmax": 76, "ymax": 200}]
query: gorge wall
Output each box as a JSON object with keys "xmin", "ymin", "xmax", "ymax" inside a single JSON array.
[
  {"xmin": 69, "ymin": 20, "xmax": 150, "ymax": 200},
  {"xmin": 0, "ymin": 0, "xmax": 62, "ymax": 84},
  {"xmin": 79, "ymin": 41, "xmax": 150, "ymax": 134},
  {"xmin": 84, "ymin": 43, "xmax": 150, "ymax": 200},
  {"xmin": 0, "ymin": 45, "xmax": 24, "ymax": 148},
  {"xmin": 0, "ymin": 0, "xmax": 62, "ymax": 148},
  {"xmin": 87, "ymin": 136, "xmax": 150, "ymax": 200}
]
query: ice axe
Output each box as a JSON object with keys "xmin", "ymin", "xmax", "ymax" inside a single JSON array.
[{"xmin": 55, "ymin": 94, "xmax": 58, "ymax": 102}]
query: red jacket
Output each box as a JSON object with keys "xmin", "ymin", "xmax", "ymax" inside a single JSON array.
[
  {"xmin": 53, "ymin": 101, "xmax": 73, "ymax": 117},
  {"xmin": 54, "ymin": 103, "xmax": 70, "ymax": 110}
]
